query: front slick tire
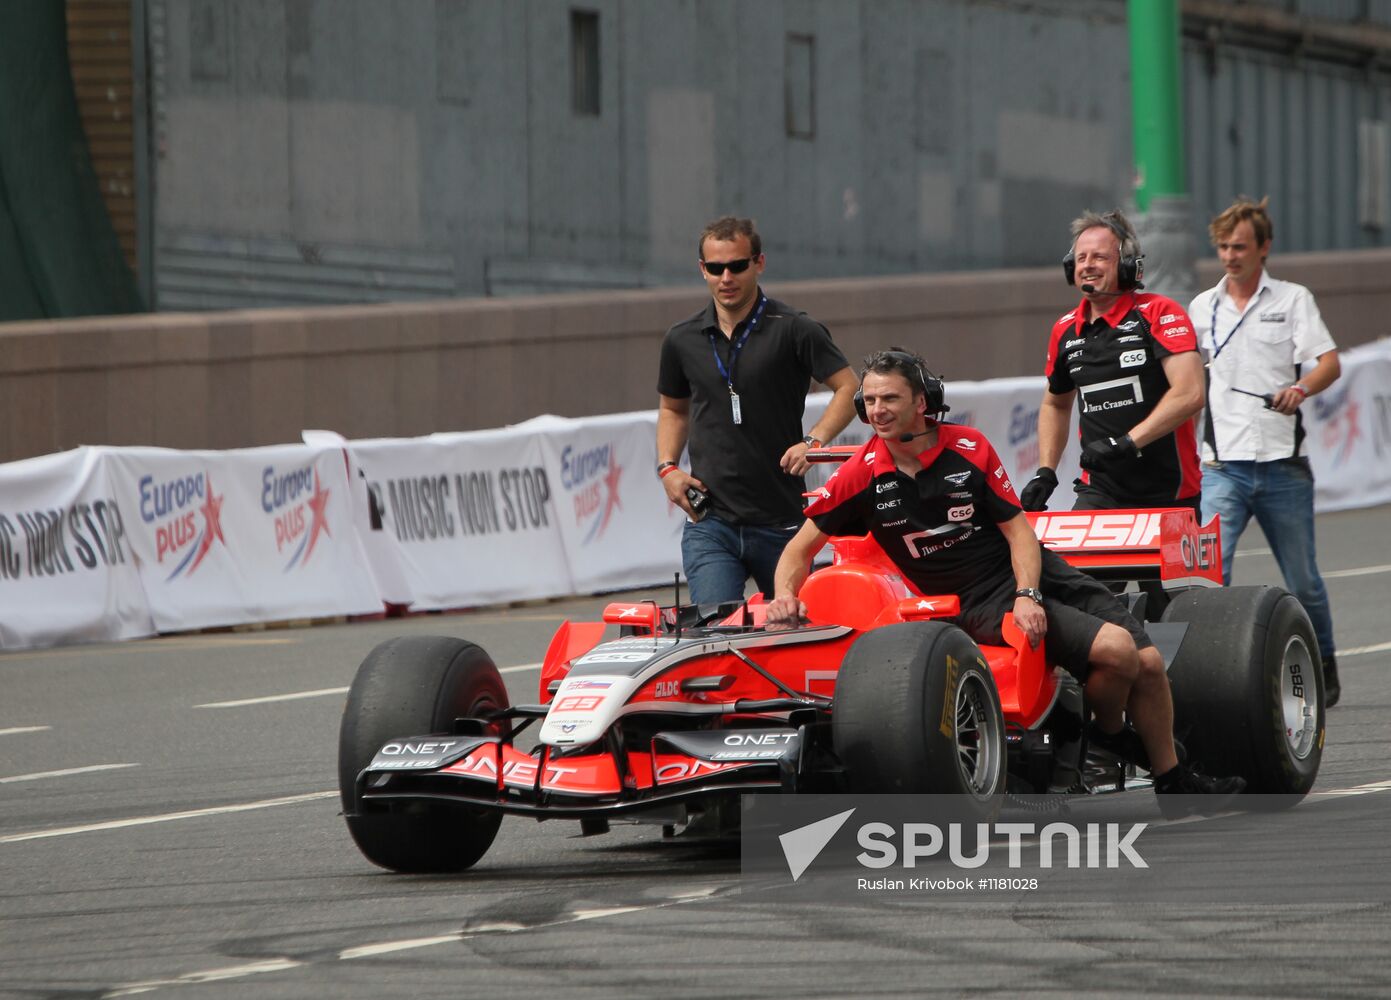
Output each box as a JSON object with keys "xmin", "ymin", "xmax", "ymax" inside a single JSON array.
[
  {"xmin": 1163, "ymin": 586, "xmax": 1323, "ymax": 798},
  {"xmin": 833, "ymin": 622, "xmax": 1005, "ymax": 814},
  {"xmin": 338, "ymin": 636, "xmax": 510, "ymax": 873}
]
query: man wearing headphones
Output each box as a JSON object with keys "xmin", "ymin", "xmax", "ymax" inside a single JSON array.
[
  {"xmin": 1019, "ymin": 210, "xmax": 1205, "ymax": 515},
  {"xmin": 656, "ymin": 216, "xmax": 858, "ymax": 605},
  {"xmin": 766, "ymin": 348, "xmax": 1245, "ymax": 815}
]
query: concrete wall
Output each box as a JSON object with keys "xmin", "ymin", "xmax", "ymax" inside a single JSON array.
[
  {"xmin": 145, "ymin": 0, "xmax": 1138, "ymax": 308},
  {"xmin": 141, "ymin": 0, "xmax": 1391, "ymax": 311},
  {"xmin": 3, "ymin": 250, "xmax": 1388, "ymax": 464}
]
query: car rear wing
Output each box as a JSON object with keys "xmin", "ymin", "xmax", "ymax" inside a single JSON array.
[
  {"xmin": 805, "ymin": 445, "xmax": 1221, "ymax": 588},
  {"xmin": 1027, "ymin": 509, "xmax": 1221, "ymax": 587}
]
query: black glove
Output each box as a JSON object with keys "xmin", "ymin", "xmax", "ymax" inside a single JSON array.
[
  {"xmin": 1079, "ymin": 433, "xmax": 1140, "ymax": 473},
  {"xmin": 1019, "ymin": 467, "xmax": 1058, "ymax": 512}
]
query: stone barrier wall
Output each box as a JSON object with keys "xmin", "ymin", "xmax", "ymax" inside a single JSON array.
[{"xmin": 3, "ymin": 251, "xmax": 1387, "ymax": 464}]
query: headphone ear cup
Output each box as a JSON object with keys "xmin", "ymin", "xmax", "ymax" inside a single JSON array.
[
  {"xmin": 1062, "ymin": 251, "xmax": 1076, "ymax": 286},
  {"xmin": 1131, "ymin": 254, "xmax": 1144, "ymax": 289},
  {"xmin": 853, "ymin": 389, "xmax": 868, "ymax": 423},
  {"xmin": 925, "ymin": 377, "xmax": 944, "ymax": 415},
  {"xmin": 1117, "ymin": 255, "xmax": 1135, "ymax": 290}
]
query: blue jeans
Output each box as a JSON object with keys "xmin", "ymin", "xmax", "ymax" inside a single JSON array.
[
  {"xmin": 1201, "ymin": 459, "xmax": 1336, "ymax": 658},
  {"xmin": 681, "ymin": 515, "xmax": 800, "ymax": 605}
]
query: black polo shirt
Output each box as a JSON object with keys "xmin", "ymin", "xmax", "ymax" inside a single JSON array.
[
  {"xmin": 1043, "ymin": 291, "xmax": 1202, "ymax": 504},
  {"xmin": 803, "ymin": 425, "xmax": 1022, "ymax": 606},
  {"xmin": 658, "ymin": 292, "xmax": 848, "ymax": 525}
]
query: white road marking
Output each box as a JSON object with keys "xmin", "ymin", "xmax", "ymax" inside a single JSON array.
[
  {"xmin": 1337, "ymin": 640, "xmax": 1391, "ymax": 658},
  {"xmin": 337, "ymin": 892, "xmax": 723, "ymax": 965},
  {"xmin": 1324, "ymin": 563, "xmax": 1391, "ymax": 579},
  {"xmin": 0, "ymin": 763, "xmax": 138, "ymax": 784},
  {"xmin": 104, "ymin": 893, "xmax": 708, "ymax": 994},
  {"xmin": 7, "ymin": 636, "xmax": 298, "ymax": 662},
  {"xmin": 1234, "ymin": 550, "xmax": 1391, "ymax": 579},
  {"xmin": 0, "ymin": 790, "xmax": 337, "ymax": 844},
  {"xmin": 197, "ymin": 687, "xmax": 347, "ymax": 708},
  {"xmin": 196, "ymin": 662, "xmax": 542, "ymax": 709},
  {"xmin": 338, "ymin": 935, "xmax": 460, "ymax": 959},
  {"xmin": 104, "ymin": 958, "xmax": 304, "ymax": 997},
  {"xmin": 0, "ymin": 725, "xmax": 50, "ymax": 736},
  {"xmin": 571, "ymin": 905, "xmax": 648, "ymax": 920},
  {"xmin": 1315, "ymin": 779, "xmax": 1391, "ymax": 798}
]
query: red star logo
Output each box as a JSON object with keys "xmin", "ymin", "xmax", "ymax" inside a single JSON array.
[
  {"xmin": 1323, "ymin": 398, "xmax": 1363, "ymax": 465},
  {"xmin": 188, "ymin": 474, "xmax": 225, "ymax": 574},
  {"xmin": 598, "ymin": 454, "xmax": 624, "ymax": 534},
  {"xmin": 1341, "ymin": 398, "xmax": 1363, "ymax": 461},
  {"xmin": 304, "ymin": 469, "xmax": 332, "ymax": 563}
]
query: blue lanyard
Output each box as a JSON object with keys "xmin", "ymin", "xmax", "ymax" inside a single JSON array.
[
  {"xmin": 1209, "ymin": 287, "xmax": 1260, "ymax": 360},
  {"xmin": 708, "ymin": 293, "xmax": 766, "ymax": 391}
]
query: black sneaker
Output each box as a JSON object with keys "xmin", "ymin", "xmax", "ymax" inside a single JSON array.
[
  {"xmin": 1323, "ymin": 654, "xmax": 1341, "ymax": 708},
  {"xmin": 1154, "ymin": 766, "xmax": 1247, "ymax": 819},
  {"xmin": 1087, "ymin": 721, "xmax": 1151, "ymax": 772}
]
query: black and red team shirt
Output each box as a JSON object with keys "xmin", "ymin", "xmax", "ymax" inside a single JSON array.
[
  {"xmin": 804, "ymin": 425, "xmax": 1022, "ymax": 606},
  {"xmin": 1043, "ymin": 291, "xmax": 1202, "ymax": 504}
]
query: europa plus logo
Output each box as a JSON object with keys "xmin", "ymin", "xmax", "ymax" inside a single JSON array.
[
  {"xmin": 138, "ymin": 470, "xmax": 226, "ymax": 581},
  {"xmin": 560, "ymin": 442, "xmax": 623, "ymax": 544},
  {"xmin": 1008, "ymin": 403, "xmax": 1040, "ymax": 476},
  {"xmin": 262, "ymin": 462, "xmax": 332, "ymax": 570}
]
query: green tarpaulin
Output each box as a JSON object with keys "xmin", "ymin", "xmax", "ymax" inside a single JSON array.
[{"xmin": 0, "ymin": 3, "xmax": 142, "ymax": 321}]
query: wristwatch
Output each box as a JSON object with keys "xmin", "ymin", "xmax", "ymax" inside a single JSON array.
[
  {"xmin": 1013, "ymin": 587, "xmax": 1044, "ymax": 605},
  {"xmin": 802, "ymin": 434, "xmax": 822, "ymax": 448}
]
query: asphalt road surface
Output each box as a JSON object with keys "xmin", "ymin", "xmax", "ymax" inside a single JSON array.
[{"xmin": 3, "ymin": 504, "xmax": 1390, "ymax": 999}]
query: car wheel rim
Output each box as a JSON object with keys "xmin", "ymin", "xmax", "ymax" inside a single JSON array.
[
  {"xmin": 1280, "ymin": 634, "xmax": 1318, "ymax": 760},
  {"xmin": 955, "ymin": 673, "xmax": 1002, "ymax": 798}
]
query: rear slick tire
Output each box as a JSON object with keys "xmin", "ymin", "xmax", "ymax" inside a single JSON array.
[
  {"xmin": 833, "ymin": 622, "xmax": 1006, "ymax": 815},
  {"xmin": 1162, "ymin": 586, "xmax": 1323, "ymax": 797},
  {"xmin": 338, "ymin": 636, "xmax": 510, "ymax": 873}
]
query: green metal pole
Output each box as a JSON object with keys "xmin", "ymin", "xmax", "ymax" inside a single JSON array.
[{"xmin": 1128, "ymin": 0, "xmax": 1186, "ymax": 210}]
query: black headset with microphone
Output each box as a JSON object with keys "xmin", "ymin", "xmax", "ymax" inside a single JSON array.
[
  {"xmin": 1062, "ymin": 212, "xmax": 1145, "ymax": 291},
  {"xmin": 853, "ymin": 350, "xmax": 949, "ymax": 423}
]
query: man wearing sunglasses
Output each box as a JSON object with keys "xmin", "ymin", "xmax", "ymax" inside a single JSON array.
[{"xmin": 656, "ymin": 216, "xmax": 858, "ymax": 605}]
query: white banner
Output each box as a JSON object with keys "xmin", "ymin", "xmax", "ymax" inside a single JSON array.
[
  {"xmin": 0, "ymin": 448, "xmax": 154, "ymax": 650},
  {"xmin": 345, "ymin": 426, "xmax": 573, "ymax": 609},
  {"xmin": 5, "ymin": 347, "xmax": 1387, "ymax": 653},
  {"xmin": 104, "ymin": 445, "xmax": 382, "ymax": 631},
  {"xmin": 532, "ymin": 412, "xmax": 684, "ymax": 594},
  {"xmin": 302, "ymin": 429, "xmax": 415, "ymax": 606},
  {"xmin": 1307, "ymin": 337, "xmax": 1391, "ymax": 513}
]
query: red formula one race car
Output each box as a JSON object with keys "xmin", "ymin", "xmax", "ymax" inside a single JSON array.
[{"xmin": 339, "ymin": 488, "xmax": 1326, "ymax": 873}]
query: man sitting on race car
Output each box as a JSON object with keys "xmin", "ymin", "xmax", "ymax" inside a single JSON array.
[{"xmin": 764, "ymin": 348, "xmax": 1245, "ymax": 813}]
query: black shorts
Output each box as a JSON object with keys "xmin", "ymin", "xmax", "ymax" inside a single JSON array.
[{"xmin": 957, "ymin": 550, "xmax": 1153, "ymax": 682}]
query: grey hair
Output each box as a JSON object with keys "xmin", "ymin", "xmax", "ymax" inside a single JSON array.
[{"xmin": 1069, "ymin": 209, "xmax": 1140, "ymax": 258}]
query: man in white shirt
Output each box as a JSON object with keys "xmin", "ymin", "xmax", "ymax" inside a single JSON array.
[{"xmin": 1190, "ymin": 197, "xmax": 1342, "ymax": 705}]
